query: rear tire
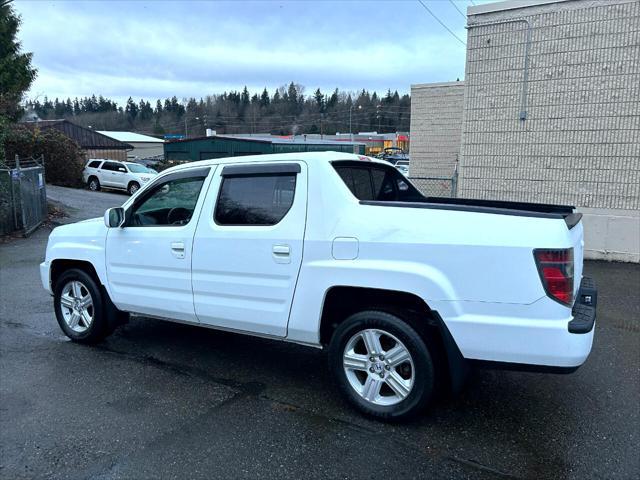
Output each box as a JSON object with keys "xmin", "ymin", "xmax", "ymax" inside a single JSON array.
[
  {"xmin": 88, "ymin": 177, "xmax": 100, "ymax": 191},
  {"xmin": 127, "ymin": 181, "xmax": 140, "ymax": 196},
  {"xmin": 53, "ymin": 269, "xmax": 112, "ymax": 344},
  {"xmin": 328, "ymin": 310, "xmax": 435, "ymax": 421}
]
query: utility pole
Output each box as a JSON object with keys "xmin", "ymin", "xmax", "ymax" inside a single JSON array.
[
  {"xmin": 349, "ymin": 104, "xmax": 362, "ymax": 141},
  {"xmin": 185, "ymin": 116, "xmax": 199, "ymax": 138},
  {"xmin": 376, "ymin": 104, "xmax": 382, "ymax": 133}
]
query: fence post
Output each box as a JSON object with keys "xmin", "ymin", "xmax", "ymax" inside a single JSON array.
[
  {"xmin": 8, "ymin": 168, "xmax": 17, "ymax": 231},
  {"xmin": 40, "ymin": 155, "xmax": 47, "ymax": 226},
  {"xmin": 15, "ymin": 155, "xmax": 27, "ymax": 232},
  {"xmin": 451, "ymin": 166, "xmax": 459, "ymax": 198}
]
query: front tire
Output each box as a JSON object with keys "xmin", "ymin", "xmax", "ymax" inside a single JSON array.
[
  {"xmin": 127, "ymin": 181, "xmax": 140, "ymax": 196},
  {"xmin": 88, "ymin": 177, "xmax": 100, "ymax": 191},
  {"xmin": 328, "ymin": 310, "xmax": 435, "ymax": 420},
  {"xmin": 53, "ymin": 269, "xmax": 111, "ymax": 344}
]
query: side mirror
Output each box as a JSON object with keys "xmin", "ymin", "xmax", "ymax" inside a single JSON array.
[{"xmin": 104, "ymin": 207, "xmax": 125, "ymax": 228}]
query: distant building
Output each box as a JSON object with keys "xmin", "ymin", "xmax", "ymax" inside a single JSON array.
[
  {"xmin": 409, "ymin": 82, "xmax": 464, "ymax": 178},
  {"xmin": 222, "ymin": 132, "xmax": 408, "ymax": 156},
  {"xmin": 410, "ymin": 0, "xmax": 639, "ymax": 262},
  {"xmin": 164, "ymin": 134, "xmax": 366, "ymax": 162},
  {"xmin": 22, "ymin": 119, "xmax": 131, "ymax": 161},
  {"xmin": 332, "ymin": 132, "xmax": 409, "ymax": 156},
  {"xmin": 97, "ymin": 131, "xmax": 164, "ymax": 161}
]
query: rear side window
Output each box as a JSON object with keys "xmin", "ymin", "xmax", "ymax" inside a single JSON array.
[
  {"xmin": 334, "ymin": 162, "xmax": 424, "ymax": 202},
  {"xmin": 215, "ymin": 174, "xmax": 296, "ymax": 226},
  {"xmin": 87, "ymin": 160, "xmax": 102, "ymax": 168},
  {"xmin": 101, "ymin": 162, "xmax": 120, "ymax": 171}
]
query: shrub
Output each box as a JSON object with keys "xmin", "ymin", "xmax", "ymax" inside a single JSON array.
[{"xmin": 4, "ymin": 124, "xmax": 85, "ymax": 187}]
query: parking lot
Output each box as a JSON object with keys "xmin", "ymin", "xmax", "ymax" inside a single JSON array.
[{"xmin": 0, "ymin": 185, "xmax": 638, "ymax": 480}]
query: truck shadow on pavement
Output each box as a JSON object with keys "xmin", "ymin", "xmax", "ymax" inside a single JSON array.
[{"xmin": 85, "ymin": 314, "xmax": 586, "ymax": 478}]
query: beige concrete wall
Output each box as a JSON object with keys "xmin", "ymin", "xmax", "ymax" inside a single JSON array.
[
  {"xmin": 409, "ymin": 82, "xmax": 465, "ymax": 178},
  {"xmin": 580, "ymin": 207, "xmax": 640, "ymax": 262},
  {"xmin": 459, "ymin": 0, "xmax": 640, "ymax": 262}
]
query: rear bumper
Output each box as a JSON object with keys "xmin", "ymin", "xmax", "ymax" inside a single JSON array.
[
  {"xmin": 443, "ymin": 277, "xmax": 597, "ymax": 369},
  {"xmin": 568, "ymin": 276, "xmax": 597, "ymax": 334}
]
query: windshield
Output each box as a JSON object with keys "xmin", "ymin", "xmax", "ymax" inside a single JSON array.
[{"xmin": 126, "ymin": 163, "xmax": 153, "ymax": 173}]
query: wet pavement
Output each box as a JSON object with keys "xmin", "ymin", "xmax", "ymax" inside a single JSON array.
[{"xmin": 1, "ymin": 186, "xmax": 638, "ymax": 479}]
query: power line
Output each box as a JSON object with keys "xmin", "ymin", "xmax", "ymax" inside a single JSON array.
[
  {"xmin": 448, "ymin": 0, "xmax": 467, "ymax": 19},
  {"xmin": 417, "ymin": 0, "xmax": 466, "ymax": 46}
]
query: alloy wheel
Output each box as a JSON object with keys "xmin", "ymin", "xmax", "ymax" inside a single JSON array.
[
  {"xmin": 59, "ymin": 280, "xmax": 94, "ymax": 333},
  {"xmin": 343, "ymin": 328, "xmax": 415, "ymax": 406}
]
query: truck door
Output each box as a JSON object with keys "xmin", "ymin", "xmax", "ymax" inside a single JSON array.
[
  {"xmin": 192, "ymin": 162, "xmax": 307, "ymax": 337},
  {"xmin": 105, "ymin": 167, "xmax": 212, "ymax": 321}
]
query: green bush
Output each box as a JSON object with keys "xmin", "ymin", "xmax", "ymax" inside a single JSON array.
[{"xmin": 4, "ymin": 125, "xmax": 85, "ymax": 187}]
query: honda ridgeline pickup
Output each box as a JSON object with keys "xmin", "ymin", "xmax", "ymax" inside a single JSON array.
[{"xmin": 41, "ymin": 152, "xmax": 597, "ymax": 420}]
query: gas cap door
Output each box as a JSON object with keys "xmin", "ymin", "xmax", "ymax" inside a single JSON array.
[{"xmin": 332, "ymin": 237, "xmax": 359, "ymax": 260}]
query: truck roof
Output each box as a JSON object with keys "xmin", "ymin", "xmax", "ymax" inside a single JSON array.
[{"xmin": 164, "ymin": 151, "xmax": 390, "ymax": 173}]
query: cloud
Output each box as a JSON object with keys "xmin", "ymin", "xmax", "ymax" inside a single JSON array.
[{"xmin": 14, "ymin": 0, "xmax": 470, "ymax": 104}]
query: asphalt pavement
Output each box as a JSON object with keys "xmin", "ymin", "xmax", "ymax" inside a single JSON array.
[{"xmin": 0, "ymin": 185, "xmax": 638, "ymax": 479}]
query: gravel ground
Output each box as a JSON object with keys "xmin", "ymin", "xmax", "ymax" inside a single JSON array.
[{"xmin": 0, "ymin": 185, "xmax": 638, "ymax": 479}]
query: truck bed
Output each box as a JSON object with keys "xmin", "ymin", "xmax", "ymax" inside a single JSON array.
[{"xmin": 361, "ymin": 197, "xmax": 583, "ymax": 229}]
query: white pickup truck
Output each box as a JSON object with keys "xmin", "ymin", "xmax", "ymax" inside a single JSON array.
[{"xmin": 41, "ymin": 152, "xmax": 597, "ymax": 420}]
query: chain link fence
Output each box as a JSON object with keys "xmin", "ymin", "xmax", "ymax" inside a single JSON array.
[
  {"xmin": 0, "ymin": 155, "xmax": 47, "ymax": 236},
  {"xmin": 408, "ymin": 172, "xmax": 458, "ymax": 198}
]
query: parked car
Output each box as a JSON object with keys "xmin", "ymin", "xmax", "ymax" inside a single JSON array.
[
  {"xmin": 83, "ymin": 159, "xmax": 157, "ymax": 195},
  {"xmin": 395, "ymin": 160, "xmax": 410, "ymax": 176},
  {"xmin": 42, "ymin": 152, "xmax": 596, "ymax": 420},
  {"xmin": 376, "ymin": 147, "xmax": 410, "ymax": 164}
]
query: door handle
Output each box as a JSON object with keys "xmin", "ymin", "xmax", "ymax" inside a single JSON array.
[
  {"xmin": 272, "ymin": 244, "xmax": 291, "ymax": 264},
  {"xmin": 171, "ymin": 241, "xmax": 185, "ymax": 259}
]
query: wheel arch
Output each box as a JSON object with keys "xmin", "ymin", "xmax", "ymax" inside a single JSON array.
[
  {"xmin": 50, "ymin": 259, "xmax": 103, "ymax": 291},
  {"xmin": 319, "ymin": 286, "xmax": 468, "ymax": 394},
  {"xmin": 50, "ymin": 258, "xmax": 125, "ymax": 330}
]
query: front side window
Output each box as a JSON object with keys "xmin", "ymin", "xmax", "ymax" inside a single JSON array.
[
  {"xmin": 215, "ymin": 174, "xmax": 296, "ymax": 226},
  {"xmin": 129, "ymin": 175, "xmax": 207, "ymax": 226}
]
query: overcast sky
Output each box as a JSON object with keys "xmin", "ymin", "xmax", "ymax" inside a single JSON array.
[{"xmin": 14, "ymin": 0, "xmax": 488, "ymax": 105}]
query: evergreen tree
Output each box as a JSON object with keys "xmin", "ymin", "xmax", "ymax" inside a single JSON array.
[
  {"xmin": 125, "ymin": 97, "xmax": 138, "ymax": 122},
  {"xmin": 0, "ymin": 2, "xmax": 37, "ymax": 120},
  {"xmin": 260, "ymin": 88, "xmax": 270, "ymax": 107},
  {"xmin": 313, "ymin": 88, "xmax": 324, "ymax": 112}
]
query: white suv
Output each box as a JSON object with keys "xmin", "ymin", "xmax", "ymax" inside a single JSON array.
[{"xmin": 83, "ymin": 159, "xmax": 157, "ymax": 195}]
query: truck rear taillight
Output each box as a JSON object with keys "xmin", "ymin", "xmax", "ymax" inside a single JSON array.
[{"xmin": 534, "ymin": 248, "xmax": 574, "ymax": 306}]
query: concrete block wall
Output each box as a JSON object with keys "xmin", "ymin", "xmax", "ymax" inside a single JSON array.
[
  {"xmin": 409, "ymin": 82, "xmax": 465, "ymax": 178},
  {"xmin": 459, "ymin": 0, "xmax": 640, "ymax": 262}
]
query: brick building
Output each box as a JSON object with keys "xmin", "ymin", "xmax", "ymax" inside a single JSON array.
[{"xmin": 410, "ymin": 0, "xmax": 639, "ymax": 262}]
